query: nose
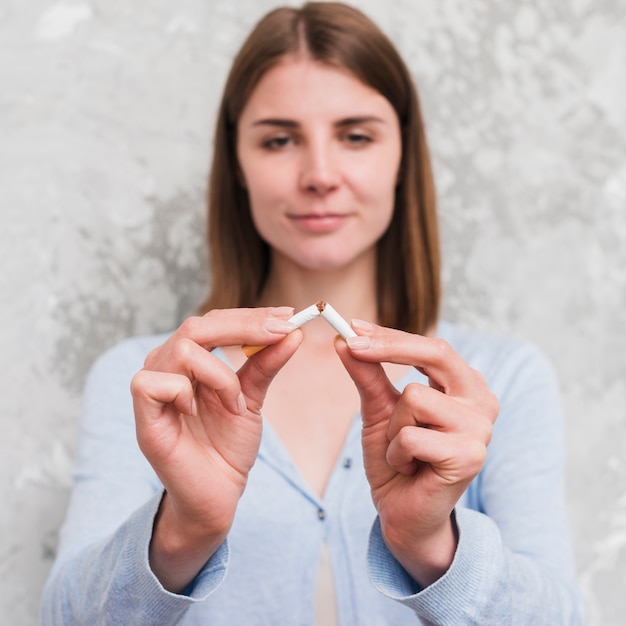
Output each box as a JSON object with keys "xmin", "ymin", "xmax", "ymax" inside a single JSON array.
[{"xmin": 299, "ymin": 140, "xmax": 340, "ymax": 195}]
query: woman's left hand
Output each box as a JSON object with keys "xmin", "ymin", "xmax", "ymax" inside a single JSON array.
[{"xmin": 335, "ymin": 321, "xmax": 500, "ymax": 587}]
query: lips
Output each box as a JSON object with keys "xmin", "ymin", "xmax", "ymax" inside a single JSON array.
[{"xmin": 288, "ymin": 213, "xmax": 350, "ymax": 233}]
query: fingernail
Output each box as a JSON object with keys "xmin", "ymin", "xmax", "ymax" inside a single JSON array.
[
  {"xmin": 237, "ymin": 393, "xmax": 247, "ymax": 416},
  {"xmin": 265, "ymin": 318, "xmax": 296, "ymax": 333},
  {"xmin": 351, "ymin": 318, "xmax": 375, "ymax": 333},
  {"xmin": 346, "ymin": 335, "xmax": 371, "ymax": 350}
]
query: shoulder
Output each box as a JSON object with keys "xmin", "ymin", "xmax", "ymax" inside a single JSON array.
[{"xmin": 91, "ymin": 332, "xmax": 170, "ymax": 369}]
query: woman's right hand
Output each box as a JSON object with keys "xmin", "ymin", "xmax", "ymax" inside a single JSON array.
[{"xmin": 130, "ymin": 307, "xmax": 302, "ymax": 592}]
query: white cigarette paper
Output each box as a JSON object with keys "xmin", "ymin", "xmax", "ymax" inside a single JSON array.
[
  {"xmin": 319, "ymin": 302, "xmax": 357, "ymax": 339},
  {"xmin": 242, "ymin": 301, "xmax": 355, "ymax": 356},
  {"xmin": 242, "ymin": 304, "xmax": 320, "ymax": 356},
  {"xmin": 288, "ymin": 302, "xmax": 322, "ymax": 327}
]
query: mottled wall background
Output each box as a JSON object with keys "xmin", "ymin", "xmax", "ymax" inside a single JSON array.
[{"xmin": 0, "ymin": 0, "xmax": 624, "ymax": 623}]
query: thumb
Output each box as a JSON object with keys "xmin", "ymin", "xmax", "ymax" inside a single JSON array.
[
  {"xmin": 238, "ymin": 330, "xmax": 304, "ymax": 414},
  {"xmin": 334, "ymin": 338, "xmax": 399, "ymax": 426}
]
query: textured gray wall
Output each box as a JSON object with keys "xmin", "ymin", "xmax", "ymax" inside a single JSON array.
[{"xmin": 1, "ymin": 1, "xmax": 624, "ymax": 624}]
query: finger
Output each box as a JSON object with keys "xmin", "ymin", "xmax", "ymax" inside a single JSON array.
[
  {"xmin": 238, "ymin": 329, "xmax": 304, "ymax": 414},
  {"xmin": 347, "ymin": 321, "xmax": 491, "ymax": 401},
  {"xmin": 130, "ymin": 370, "xmax": 196, "ymax": 457},
  {"xmin": 386, "ymin": 426, "xmax": 488, "ymax": 479},
  {"xmin": 148, "ymin": 337, "xmax": 245, "ymax": 417},
  {"xmin": 147, "ymin": 307, "xmax": 296, "ymax": 365},
  {"xmin": 387, "ymin": 383, "xmax": 493, "ymax": 444},
  {"xmin": 334, "ymin": 338, "xmax": 400, "ymax": 422},
  {"xmin": 130, "ymin": 369, "xmax": 196, "ymax": 424}
]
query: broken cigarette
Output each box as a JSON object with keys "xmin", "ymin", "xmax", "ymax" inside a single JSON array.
[
  {"xmin": 319, "ymin": 302, "xmax": 357, "ymax": 340},
  {"xmin": 242, "ymin": 301, "xmax": 356, "ymax": 357},
  {"xmin": 286, "ymin": 302, "xmax": 321, "ymax": 328}
]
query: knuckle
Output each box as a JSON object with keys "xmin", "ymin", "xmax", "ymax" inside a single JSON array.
[
  {"xmin": 478, "ymin": 418, "xmax": 494, "ymax": 446},
  {"xmin": 476, "ymin": 387, "xmax": 500, "ymax": 420},
  {"xmin": 471, "ymin": 367, "xmax": 487, "ymax": 386},
  {"xmin": 473, "ymin": 369, "xmax": 491, "ymax": 394},
  {"xmin": 179, "ymin": 315, "xmax": 203, "ymax": 336},
  {"xmin": 488, "ymin": 392, "xmax": 500, "ymax": 419},
  {"xmin": 486, "ymin": 394, "xmax": 500, "ymax": 422},
  {"xmin": 129, "ymin": 370, "xmax": 149, "ymax": 397},
  {"xmin": 396, "ymin": 425, "xmax": 417, "ymax": 448},
  {"xmin": 431, "ymin": 337, "xmax": 452, "ymax": 360},
  {"xmin": 171, "ymin": 337, "xmax": 195, "ymax": 362},
  {"xmin": 203, "ymin": 308, "xmax": 220, "ymax": 319},
  {"xmin": 465, "ymin": 439, "xmax": 488, "ymax": 472},
  {"xmin": 469, "ymin": 368, "xmax": 500, "ymax": 420},
  {"xmin": 402, "ymin": 382, "xmax": 425, "ymax": 404}
]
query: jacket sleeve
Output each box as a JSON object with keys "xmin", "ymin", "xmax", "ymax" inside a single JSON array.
[
  {"xmin": 40, "ymin": 337, "xmax": 228, "ymax": 625},
  {"xmin": 367, "ymin": 340, "xmax": 585, "ymax": 625}
]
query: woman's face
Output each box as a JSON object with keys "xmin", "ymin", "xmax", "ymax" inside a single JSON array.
[{"xmin": 236, "ymin": 57, "xmax": 402, "ymax": 274}]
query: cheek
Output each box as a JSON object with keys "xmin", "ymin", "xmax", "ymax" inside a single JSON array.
[
  {"xmin": 245, "ymin": 181, "xmax": 284, "ymax": 243},
  {"xmin": 367, "ymin": 173, "xmax": 398, "ymax": 239},
  {"xmin": 359, "ymin": 164, "xmax": 398, "ymax": 221},
  {"xmin": 242, "ymin": 166, "xmax": 278, "ymax": 215},
  {"xmin": 375, "ymin": 197, "xmax": 396, "ymax": 237},
  {"xmin": 247, "ymin": 193, "xmax": 271, "ymax": 236},
  {"xmin": 357, "ymin": 143, "xmax": 401, "ymax": 201},
  {"xmin": 240, "ymin": 154, "xmax": 291, "ymax": 202}
]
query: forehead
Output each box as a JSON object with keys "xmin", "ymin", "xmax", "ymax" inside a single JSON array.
[{"xmin": 239, "ymin": 58, "xmax": 396, "ymax": 123}]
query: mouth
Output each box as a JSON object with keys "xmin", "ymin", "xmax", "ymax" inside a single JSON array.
[{"xmin": 288, "ymin": 212, "xmax": 350, "ymax": 233}]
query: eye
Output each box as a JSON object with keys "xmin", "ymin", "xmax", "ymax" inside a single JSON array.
[
  {"xmin": 344, "ymin": 131, "xmax": 373, "ymax": 147},
  {"xmin": 261, "ymin": 135, "xmax": 294, "ymax": 150}
]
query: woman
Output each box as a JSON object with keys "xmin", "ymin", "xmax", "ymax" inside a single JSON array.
[{"xmin": 42, "ymin": 3, "xmax": 584, "ymax": 624}]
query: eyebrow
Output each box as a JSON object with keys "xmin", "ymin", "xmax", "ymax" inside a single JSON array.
[
  {"xmin": 252, "ymin": 118, "xmax": 299, "ymax": 128},
  {"xmin": 251, "ymin": 115, "xmax": 386, "ymax": 129}
]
